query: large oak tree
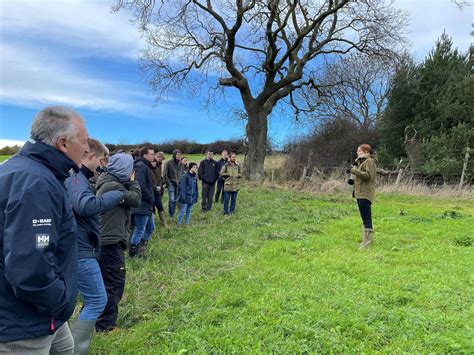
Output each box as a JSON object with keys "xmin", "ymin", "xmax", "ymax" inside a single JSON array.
[{"xmin": 115, "ymin": 0, "xmax": 406, "ymax": 179}]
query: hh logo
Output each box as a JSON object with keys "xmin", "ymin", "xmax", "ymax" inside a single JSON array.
[{"xmin": 36, "ymin": 234, "xmax": 50, "ymax": 249}]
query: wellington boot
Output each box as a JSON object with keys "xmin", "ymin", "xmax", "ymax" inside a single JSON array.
[
  {"xmin": 71, "ymin": 320, "xmax": 96, "ymax": 355},
  {"xmin": 359, "ymin": 228, "xmax": 374, "ymax": 249},
  {"xmin": 158, "ymin": 211, "xmax": 167, "ymax": 227},
  {"xmin": 137, "ymin": 240, "xmax": 148, "ymax": 258}
]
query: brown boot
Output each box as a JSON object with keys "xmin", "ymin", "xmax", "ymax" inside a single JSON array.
[
  {"xmin": 137, "ymin": 240, "xmax": 148, "ymax": 258},
  {"xmin": 158, "ymin": 211, "xmax": 167, "ymax": 227},
  {"xmin": 359, "ymin": 228, "xmax": 374, "ymax": 249}
]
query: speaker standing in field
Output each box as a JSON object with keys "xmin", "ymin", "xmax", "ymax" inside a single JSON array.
[{"xmin": 347, "ymin": 144, "xmax": 377, "ymax": 249}]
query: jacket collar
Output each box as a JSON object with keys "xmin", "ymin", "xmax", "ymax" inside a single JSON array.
[
  {"xmin": 80, "ymin": 165, "xmax": 95, "ymax": 179},
  {"xmin": 19, "ymin": 137, "xmax": 79, "ymax": 181}
]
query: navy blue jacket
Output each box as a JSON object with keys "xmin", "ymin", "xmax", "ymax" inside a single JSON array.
[
  {"xmin": 131, "ymin": 158, "xmax": 154, "ymax": 216},
  {"xmin": 179, "ymin": 172, "xmax": 199, "ymax": 204},
  {"xmin": 65, "ymin": 166, "xmax": 123, "ymax": 259},
  {"xmin": 0, "ymin": 139, "xmax": 79, "ymax": 342}
]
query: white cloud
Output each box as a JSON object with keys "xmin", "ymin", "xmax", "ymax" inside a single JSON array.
[
  {"xmin": 0, "ymin": 41, "xmax": 154, "ymax": 113},
  {"xmin": 0, "ymin": 139, "xmax": 24, "ymax": 149},
  {"xmin": 397, "ymin": 0, "xmax": 473, "ymax": 59},
  {"xmin": 0, "ymin": 0, "xmax": 147, "ymax": 59}
]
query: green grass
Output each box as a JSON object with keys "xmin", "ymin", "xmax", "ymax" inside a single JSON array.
[
  {"xmin": 0, "ymin": 155, "xmax": 12, "ymax": 163},
  {"xmin": 88, "ymin": 187, "xmax": 473, "ymax": 353}
]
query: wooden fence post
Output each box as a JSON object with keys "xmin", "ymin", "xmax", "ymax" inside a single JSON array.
[
  {"xmin": 395, "ymin": 168, "xmax": 404, "ymax": 186},
  {"xmin": 459, "ymin": 147, "xmax": 470, "ymax": 188}
]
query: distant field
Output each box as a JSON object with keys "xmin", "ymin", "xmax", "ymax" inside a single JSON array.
[{"xmin": 0, "ymin": 155, "xmax": 12, "ymax": 163}]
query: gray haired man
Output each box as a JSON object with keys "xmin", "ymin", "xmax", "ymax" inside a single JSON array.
[{"xmin": 0, "ymin": 106, "xmax": 89, "ymax": 353}]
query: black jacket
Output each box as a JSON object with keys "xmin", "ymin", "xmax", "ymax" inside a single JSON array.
[
  {"xmin": 198, "ymin": 158, "xmax": 219, "ymax": 184},
  {"xmin": 0, "ymin": 139, "xmax": 79, "ymax": 342},
  {"xmin": 216, "ymin": 158, "xmax": 228, "ymax": 182},
  {"xmin": 131, "ymin": 158, "xmax": 154, "ymax": 215},
  {"xmin": 96, "ymin": 173, "xmax": 141, "ymax": 248}
]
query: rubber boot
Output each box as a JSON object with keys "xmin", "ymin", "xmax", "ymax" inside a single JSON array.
[
  {"xmin": 158, "ymin": 211, "xmax": 167, "ymax": 227},
  {"xmin": 71, "ymin": 319, "xmax": 96, "ymax": 355},
  {"xmin": 129, "ymin": 244, "xmax": 138, "ymax": 258},
  {"xmin": 137, "ymin": 240, "xmax": 148, "ymax": 258},
  {"xmin": 359, "ymin": 228, "xmax": 374, "ymax": 249}
]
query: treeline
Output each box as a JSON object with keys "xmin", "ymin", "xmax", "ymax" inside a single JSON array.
[
  {"xmin": 105, "ymin": 138, "xmax": 247, "ymax": 155},
  {"xmin": 0, "ymin": 145, "xmax": 21, "ymax": 155},
  {"xmin": 285, "ymin": 33, "xmax": 473, "ymax": 182},
  {"xmin": 0, "ymin": 139, "xmax": 247, "ymax": 157}
]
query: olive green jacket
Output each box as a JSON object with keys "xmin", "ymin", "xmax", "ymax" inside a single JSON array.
[
  {"xmin": 350, "ymin": 154, "xmax": 377, "ymax": 203},
  {"xmin": 220, "ymin": 162, "xmax": 242, "ymax": 192}
]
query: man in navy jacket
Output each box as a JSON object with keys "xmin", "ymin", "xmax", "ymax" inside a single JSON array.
[
  {"xmin": 65, "ymin": 138, "xmax": 124, "ymax": 354},
  {"xmin": 0, "ymin": 106, "xmax": 89, "ymax": 353}
]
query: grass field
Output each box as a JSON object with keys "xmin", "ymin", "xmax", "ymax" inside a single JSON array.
[
  {"xmin": 89, "ymin": 186, "xmax": 473, "ymax": 353},
  {"xmin": 0, "ymin": 155, "xmax": 11, "ymax": 163}
]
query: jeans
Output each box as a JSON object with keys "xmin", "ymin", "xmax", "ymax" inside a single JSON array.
[
  {"xmin": 223, "ymin": 191, "xmax": 238, "ymax": 214},
  {"xmin": 77, "ymin": 258, "xmax": 107, "ymax": 321},
  {"xmin": 201, "ymin": 182, "xmax": 215, "ymax": 211},
  {"xmin": 357, "ymin": 198, "xmax": 373, "ymax": 229},
  {"xmin": 96, "ymin": 244, "xmax": 126, "ymax": 332},
  {"xmin": 0, "ymin": 322, "xmax": 74, "ymax": 354},
  {"xmin": 167, "ymin": 184, "xmax": 179, "ymax": 217},
  {"xmin": 177, "ymin": 203, "xmax": 194, "ymax": 225},
  {"xmin": 130, "ymin": 214, "xmax": 155, "ymax": 246},
  {"xmin": 215, "ymin": 179, "xmax": 224, "ymax": 203}
]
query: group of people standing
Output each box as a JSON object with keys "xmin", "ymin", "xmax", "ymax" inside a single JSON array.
[{"xmin": 0, "ymin": 106, "xmax": 377, "ymax": 354}]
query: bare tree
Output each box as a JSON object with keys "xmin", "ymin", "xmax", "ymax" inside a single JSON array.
[
  {"xmin": 298, "ymin": 53, "xmax": 397, "ymax": 129},
  {"xmin": 114, "ymin": 0, "xmax": 407, "ymax": 180}
]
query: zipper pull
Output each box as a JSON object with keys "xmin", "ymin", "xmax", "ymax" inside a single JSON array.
[{"xmin": 50, "ymin": 317, "xmax": 55, "ymax": 333}]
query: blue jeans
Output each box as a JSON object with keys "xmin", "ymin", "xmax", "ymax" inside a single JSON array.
[
  {"xmin": 177, "ymin": 203, "xmax": 194, "ymax": 225},
  {"xmin": 168, "ymin": 184, "xmax": 179, "ymax": 217},
  {"xmin": 130, "ymin": 214, "xmax": 155, "ymax": 246},
  {"xmin": 77, "ymin": 258, "xmax": 107, "ymax": 321},
  {"xmin": 223, "ymin": 191, "xmax": 238, "ymax": 214}
]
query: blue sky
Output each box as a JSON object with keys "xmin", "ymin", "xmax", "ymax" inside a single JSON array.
[{"xmin": 0, "ymin": 0, "xmax": 472, "ymax": 148}]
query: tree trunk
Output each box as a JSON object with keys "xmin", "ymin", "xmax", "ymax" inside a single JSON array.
[{"xmin": 244, "ymin": 109, "xmax": 268, "ymax": 180}]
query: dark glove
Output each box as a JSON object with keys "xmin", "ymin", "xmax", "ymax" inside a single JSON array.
[
  {"xmin": 352, "ymin": 161, "xmax": 359, "ymax": 167},
  {"xmin": 347, "ymin": 178, "xmax": 354, "ymax": 185}
]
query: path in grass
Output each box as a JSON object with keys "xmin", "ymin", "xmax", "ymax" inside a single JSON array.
[{"xmin": 92, "ymin": 187, "xmax": 473, "ymax": 353}]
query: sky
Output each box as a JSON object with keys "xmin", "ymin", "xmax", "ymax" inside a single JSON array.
[{"xmin": 0, "ymin": 0, "xmax": 472, "ymax": 149}]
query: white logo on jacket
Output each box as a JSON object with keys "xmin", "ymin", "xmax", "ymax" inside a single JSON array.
[{"xmin": 36, "ymin": 234, "xmax": 50, "ymax": 248}]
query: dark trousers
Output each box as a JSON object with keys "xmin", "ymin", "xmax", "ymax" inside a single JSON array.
[
  {"xmin": 154, "ymin": 192, "xmax": 164, "ymax": 213},
  {"xmin": 223, "ymin": 191, "xmax": 238, "ymax": 214},
  {"xmin": 215, "ymin": 179, "xmax": 225, "ymax": 203},
  {"xmin": 357, "ymin": 198, "xmax": 373, "ymax": 229},
  {"xmin": 201, "ymin": 182, "xmax": 215, "ymax": 211},
  {"xmin": 96, "ymin": 243, "xmax": 126, "ymax": 332}
]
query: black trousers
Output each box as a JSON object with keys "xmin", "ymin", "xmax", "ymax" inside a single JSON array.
[
  {"xmin": 201, "ymin": 182, "xmax": 215, "ymax": 211},
  {"xmin": 154, "ymin": 192, "xmax": 164, "ymax": 213},
  {"xmin": 215, "ymin": 179, "xmax": 224, "ymax": 203},
  {"xmin": 96, "ymin": 243, "xmax": 126, "ymax": 332},
  {"xmin": 357, "ymin": 198, "xmax": 373, "ymax": 229}
]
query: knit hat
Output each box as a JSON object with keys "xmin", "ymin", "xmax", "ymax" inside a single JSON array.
[{"xmin": 108, "ymin": 153, "xmax": 134, "ymax": 182}]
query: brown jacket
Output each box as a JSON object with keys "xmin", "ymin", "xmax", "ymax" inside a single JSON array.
[
  {"xmin": 220, "ymin": 162, "xmax": 242, "ymax": 192},
  {"xmin": 350, "ymin": 154, "xmax": 377, "ymax": 203}
]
